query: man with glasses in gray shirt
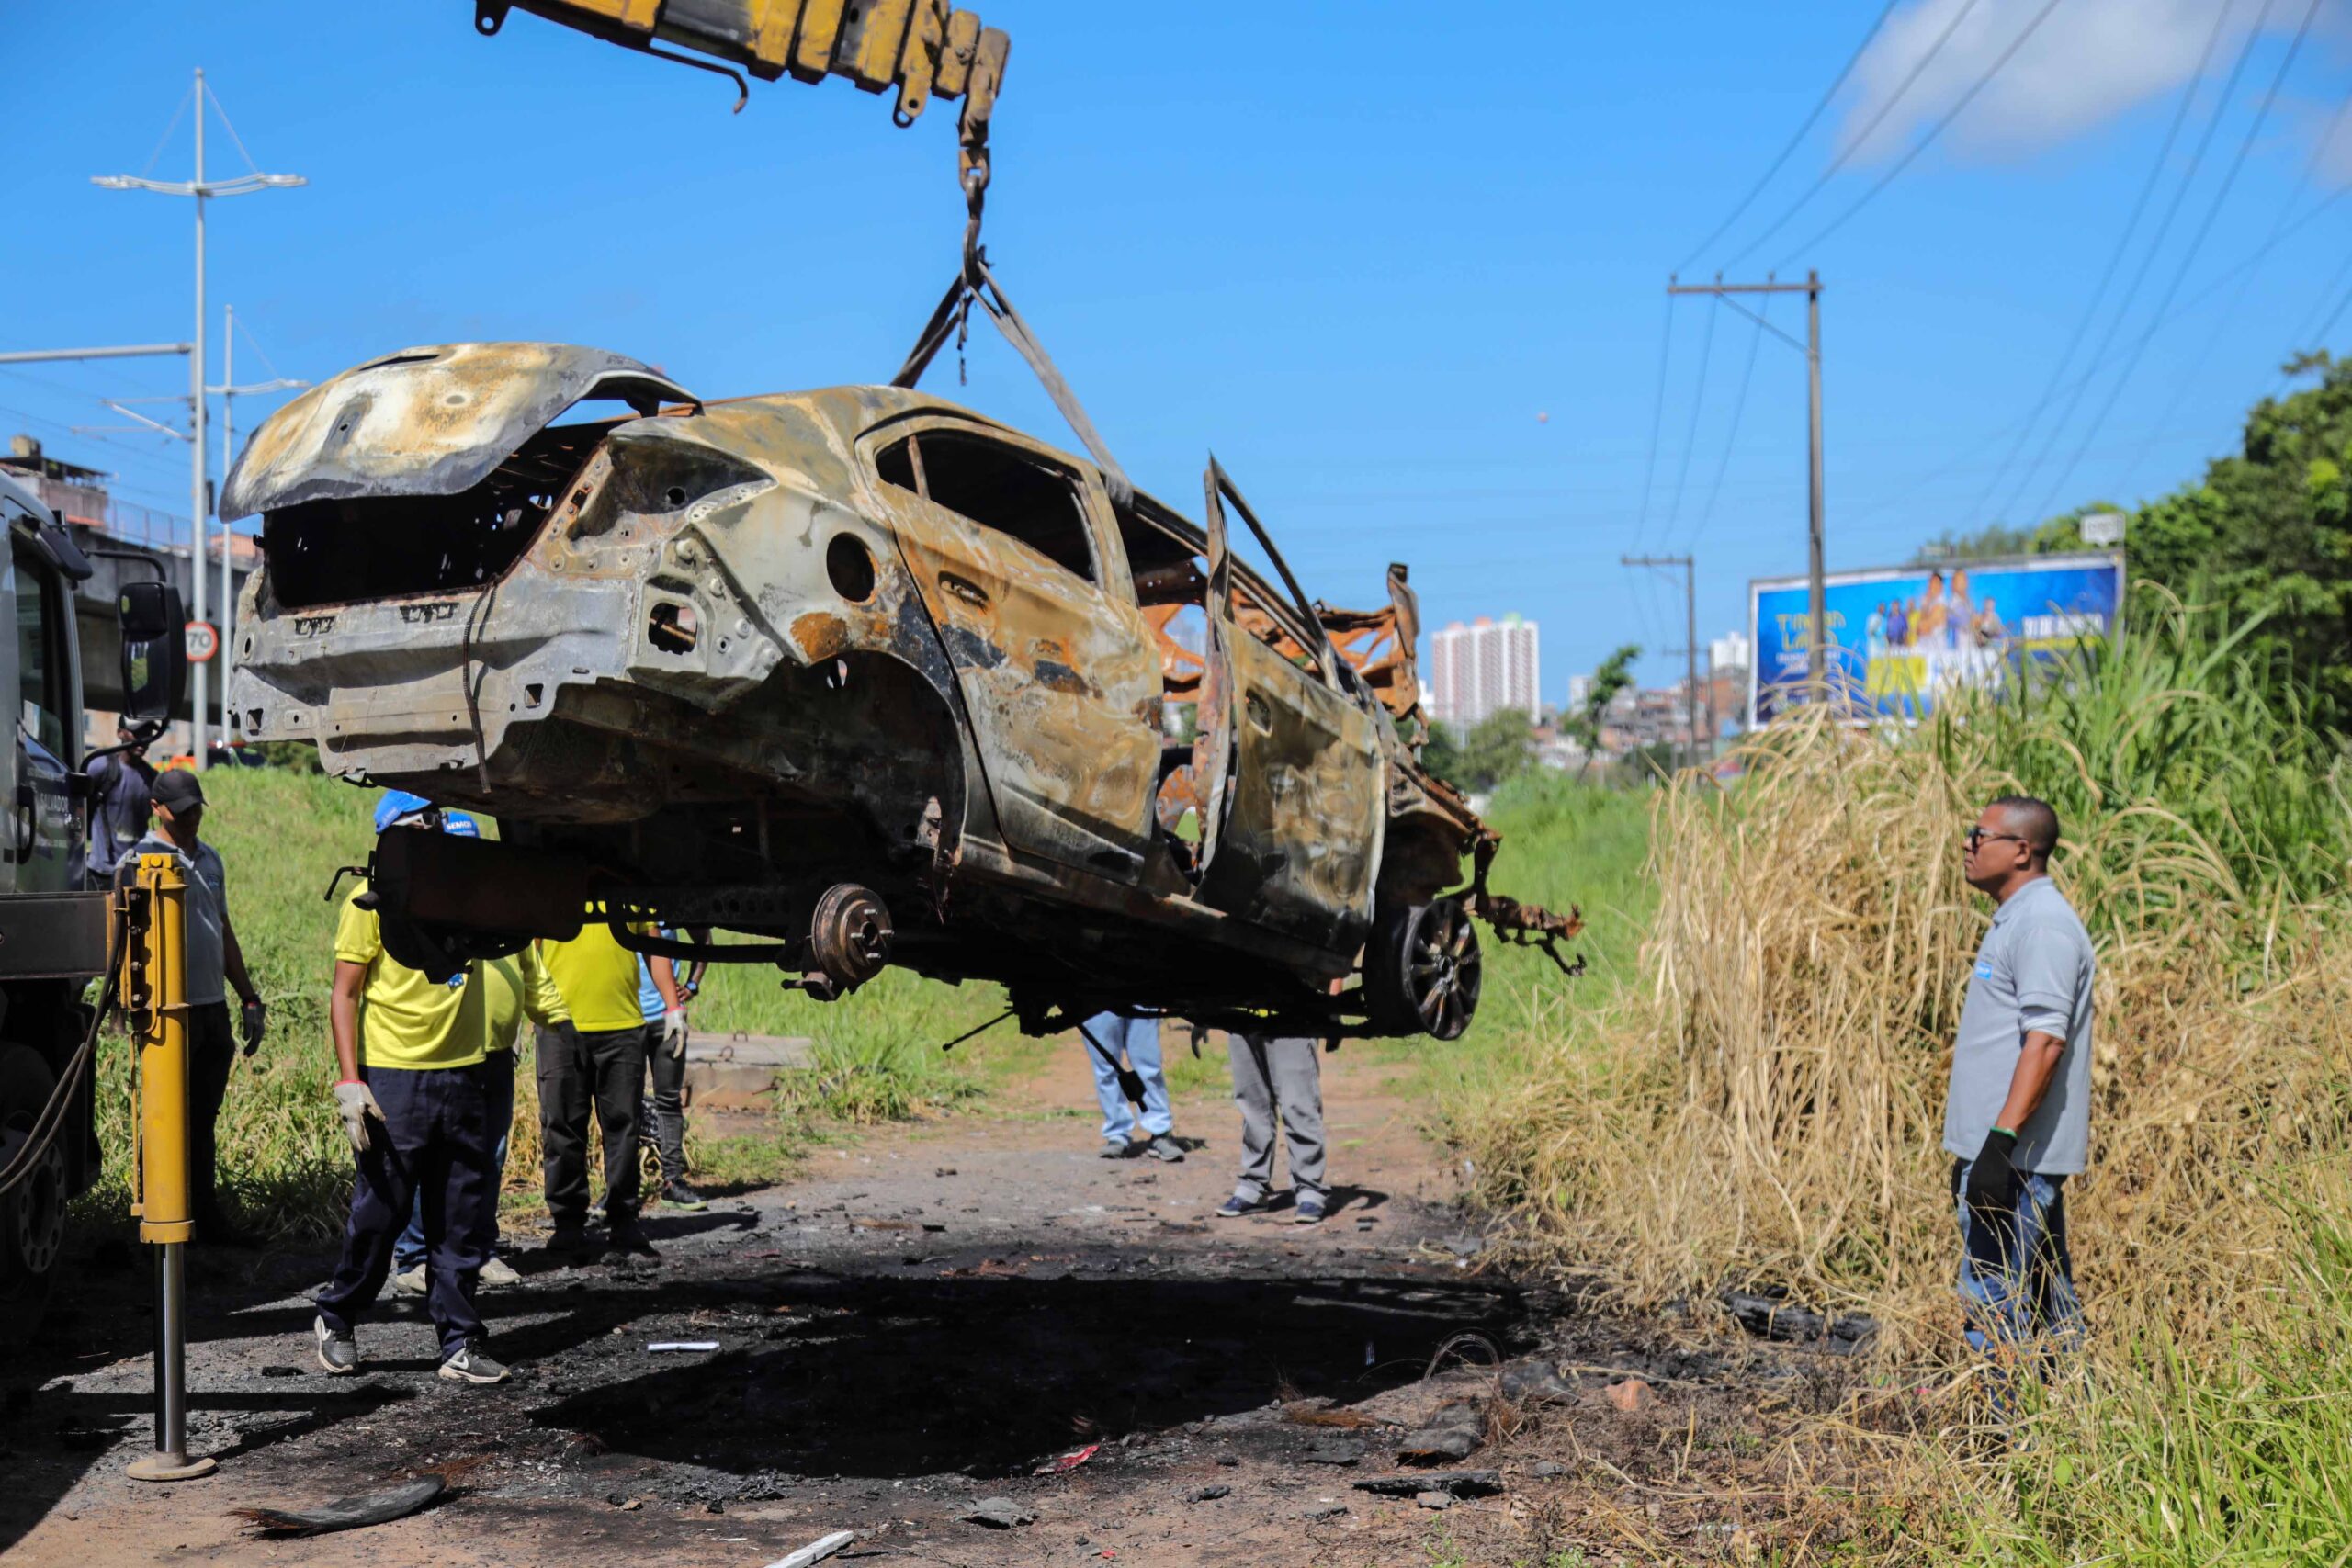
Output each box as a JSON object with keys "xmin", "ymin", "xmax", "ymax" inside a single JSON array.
[{"xmin": 1947, "ymin": 795, "xmax": 2096, "ymax": 1381}]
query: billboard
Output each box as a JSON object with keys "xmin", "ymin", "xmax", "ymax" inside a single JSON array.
[{"xmin": 1748, "ymin": 552, "xmax": 2123, "ymax": 727}]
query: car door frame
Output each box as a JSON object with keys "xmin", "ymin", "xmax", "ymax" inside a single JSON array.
[
  {"xmin": 857, "ymin": 414, "xmax": 1165, "ymax": 884},
  {"xmin": 1190, "ymin": 457, "xmax": 1385, "ymax": 954}
]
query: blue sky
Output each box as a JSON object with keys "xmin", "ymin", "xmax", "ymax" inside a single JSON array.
[{"xmin": 5, "ymin": 1, "xmax": 2348, "ymax": 701}]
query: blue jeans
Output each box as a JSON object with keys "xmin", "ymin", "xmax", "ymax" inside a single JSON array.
[
  {"xmin": 395, "ymin": 1048, "xmax": 514, "ymax": 1270},
  {"xmin": 1955, "ymin": 1156, "xmax": 2085, "ymax": 1390},
  {"xmin": 1083, "ymin": 1013, "xmax": 1170, "ymax": 1143}
]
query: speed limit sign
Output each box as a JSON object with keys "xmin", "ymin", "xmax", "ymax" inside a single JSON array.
[{"xmin": 185, "ymin": 621, "xmax": 219, "ymax": 664}]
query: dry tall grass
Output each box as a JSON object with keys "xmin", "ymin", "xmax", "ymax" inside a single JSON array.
[{"xmin": 1460, "ymin": 596, "xmax": 2352, "ymax": 1368}]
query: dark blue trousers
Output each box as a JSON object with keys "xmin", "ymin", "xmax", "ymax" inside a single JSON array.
[
  {"xmin": 315, "ymin": 1060, "xmax": 498, "ymax": 1359},
  {"xmin": 395, "ymin": 1048, "xmax": 514, "ymax": 1270}
]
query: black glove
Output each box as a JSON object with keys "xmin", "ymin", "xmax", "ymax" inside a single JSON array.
[
  {"xmin": 239, "ymin": 998, "xmax": 267, "ymax": 1057},
  {"xmin": 1964, "ymin": 1127, "xmax": 2019, "ymax": 1214}
]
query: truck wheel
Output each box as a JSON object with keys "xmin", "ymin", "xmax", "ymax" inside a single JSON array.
[
  {"xmin": 0, "ymin": 1044, "xmax": 65, "ymax": 1323},
  {"xmin": 1363, "ymin": 897, "xmax": 1482, "ymax": 1041}
]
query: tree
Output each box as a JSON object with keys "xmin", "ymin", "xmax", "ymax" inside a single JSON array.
[
  {"xmin": 1420, "ymin": 720, "xmax": 1467, "ymax": 788},
  {"xmin": 1459, "ymin": 708, "xmax": 1536, "ymax": 793},
  {"xmin": 1911, "ymin": 522, "xmax": 2046, "ymax": 563},
  {"xmin": 1918, "ymin": 354, "xmax": 2352, "ymax": 729},
  {"xmin": 1562, "ymin": 642, "xmax": 1641, "ymax": 777}
]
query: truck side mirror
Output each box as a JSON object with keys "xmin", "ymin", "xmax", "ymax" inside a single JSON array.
[{"xmin": 118, "ymin": 581, "xmax": 188, "ymax": 732}]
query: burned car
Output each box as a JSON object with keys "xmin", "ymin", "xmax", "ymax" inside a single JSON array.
[{"xmin": 222, "ymin": 343, "xmax": 1576, "ymax": 1039}]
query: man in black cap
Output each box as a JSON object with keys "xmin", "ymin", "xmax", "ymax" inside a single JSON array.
[
  {"xmin": 84, "ymin": 720, "xmax": 155, "ymax": 886},
  {"xmin": 123, "ymin": 769, "xmax": 266, "ymax": 1244}
]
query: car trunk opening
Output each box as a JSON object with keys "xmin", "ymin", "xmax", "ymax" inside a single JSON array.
[
  {"xmin": 263, "ymin": 416, "xmax": 621, "ymax": 610},
  {"xmin": 221, "ymin": 341, "xmax": 695, "ymax": 611}
]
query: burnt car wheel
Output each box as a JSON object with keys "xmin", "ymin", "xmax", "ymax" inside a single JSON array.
[
  {"xmin": 0, "ymin": 1044, "xmax": 65, "ymax": 1325},
  {"xmin": 1364, "ymin": 897, "xmax": 1482, "ymax": 1040}
]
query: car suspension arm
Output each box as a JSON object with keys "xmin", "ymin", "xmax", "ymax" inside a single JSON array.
[{"xmin": 1463, "ymin": 830, "xmax": 1587, "ymax": 979}]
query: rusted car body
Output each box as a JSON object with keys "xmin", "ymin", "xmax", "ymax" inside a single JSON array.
[{"xmin": 223, "ymin": 343, "xmax": 1568, "ymax": 1037}]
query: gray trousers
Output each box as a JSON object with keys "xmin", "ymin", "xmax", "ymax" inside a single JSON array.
[
  {"xmin": 1228, "ymin": 1033, "xmax": 1328, "ymax": 1201},
  {"xmin": 637, "ymin": 1030, "xmax": 688, "ymax": 1183}
]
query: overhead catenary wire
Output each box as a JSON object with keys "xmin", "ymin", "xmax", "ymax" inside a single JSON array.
[
  {"xmin": 1773, "ymin": 0, "xmax": 2071, "ymax": 270},
  {"xmin": 1961, "ymin": 0, "xmax": 2241, "ymax": 528},
  {"xmin": 2029, "ymin": 0, "xmax": 2318, "ymax": 520},
  {"xmin": 1990, "ymin": 0, "xmax": 2279, "ymax": 525},
  {"xmin": 1673, "ymin": 0, "xmax": 1906, "ymax": 274},
  {"xmin": 1719, "ymin": 0, "xmax": 1987, "ymax": 271}
]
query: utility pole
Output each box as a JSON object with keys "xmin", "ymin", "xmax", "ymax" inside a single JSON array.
[
  {"xmin": 96, "ymin": 68, "xmax": 305, "ymax": 766},
  {"xmin": 210, "ymin": 305, "xmax": 308, "ymax": 729},
  {"xmin": 1623, "ymin": 553, "xmax": 1696, "ymax": 773},
  {"xmin": 1667, "ymin": 271, "xmax": 1826, "ymax": 689}
]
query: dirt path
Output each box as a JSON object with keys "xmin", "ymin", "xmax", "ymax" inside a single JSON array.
[{"xmin": 3, "ymin": 1043, "xmax": 1867, "ymax": 1567}]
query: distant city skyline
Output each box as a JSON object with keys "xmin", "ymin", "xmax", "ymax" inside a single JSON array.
[{"xmin": 1431, "ymin": 614, "xmax": 1540, "ymax": 729}]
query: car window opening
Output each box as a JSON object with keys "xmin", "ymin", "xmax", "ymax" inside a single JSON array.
[{"xmin": 888, "ymin": 430, "xmax": 1095, "ymax": 584}]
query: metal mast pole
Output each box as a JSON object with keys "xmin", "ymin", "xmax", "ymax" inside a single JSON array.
[
  {"xmin": 95, "ymin": 70, "xmax": 304, "ymax": 765},
  {"xmin": 190, "ymin": 68, "xmax": 208, "ymax": 767},
  {"xmin": 1685, "ymin": 557, "xmax": 1699, "ymax": 768},
  {"xmin": 220, "ymin": 305, "xmax": 233, "ymax": 726},
  {"xmin": 1805, "ymin": 269, "xmax": 1825, "ymax": 690}
]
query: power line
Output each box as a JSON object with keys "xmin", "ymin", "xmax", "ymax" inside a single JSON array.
[
  {"xmin": 1661, "ymin": 290, "xmax": 1720, "ymax": 543},
  {"xmin": 1774, "ymin": 0, "xmax": 2070, "ymax": 269},
  {"xmin": 1991, "ymin": 0, "xmax": 2276, "ymax": 525},
  {"xmin": 1962, "ymin": 0, "xmax": 2238, "ymax": 528},
  {"xmin": 2309, "ymin": 268, "xmax": 2352, "ymax": 349},
  {"xmin": 2030, "ymin": 0, "xmax": 2316, "ymax": 519},
  {"xmin": 2121, "ymin": 36, "xmax": 2347, "ymax": 487},
  {"xmin": 1688, "ymin": 294, "xmax": 1770, "ymax": 548},
  {"xmin": 1721, "ymin": 0, "xmax": 1986, "ymax": 271},
  {"xmin": 1634, "ymin": 290, "xmax": 1678, "ymax": 549},
  {"xmin": 2287, "ymin": 232, "xmax": 2352, "ymax": 355},
  {"xmin": 1673, "ymin": 0, "xmax": 1905, "ymax": 274}
]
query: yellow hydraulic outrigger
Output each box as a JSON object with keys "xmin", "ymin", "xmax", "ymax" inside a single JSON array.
[{"xmin": 118, "ymin": 854, "xmax": 215, "ymax": 1483}]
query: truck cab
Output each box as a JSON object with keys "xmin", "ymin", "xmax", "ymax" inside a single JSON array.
[{"xmin": 0, "ymin": 469, "xmax": 186, "ymax": 1319}]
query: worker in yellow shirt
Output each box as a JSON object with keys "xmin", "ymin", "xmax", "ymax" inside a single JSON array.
[
  {"xmin": 537, "ymin": 910, "xmax": 678, "ymax": 1257},
  {"xmin": 311, "ymin": 794, "xmax": 563, "ymax": 1386}
]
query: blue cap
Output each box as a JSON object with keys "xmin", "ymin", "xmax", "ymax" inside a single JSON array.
[{"xmin": 374, "ymin": 791, "xmax": 482, "ymax": 837}]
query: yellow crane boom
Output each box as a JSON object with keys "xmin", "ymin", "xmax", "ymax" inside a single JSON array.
[{"xmin": 473, "ymin": 2, "xmax": 1008, "ymax": 195}]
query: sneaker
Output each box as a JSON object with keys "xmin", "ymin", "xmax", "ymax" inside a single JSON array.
[
  {"xmin": 1144, "ymin": 1134, "xmax": 1186, "ymax": 1164},
  {"xmin": 1294, "ymin": 1194, "xmax": 1328, "ymax": 1225},
  {"xmin": 479, "ymin": 1255, "xmax": 523, "ymax": 1289},
  {"xmin": 437, "ymin": 1340, "xmax": 511, "ymax": 1385},
  {"xmin": 1216, "ymin": 1191, "xmax": 1269, "ymax": 1219},
  {"xmin": 658, "ymin": 1179, "xmax": 708, "ymax": 1212},
  {"xmin": 390, "ymin": 1263, "xmax": 427, "ymax": 1297},
  {"xmin": 1098, "ymin": 1139, "xmax": 1138, "ymax": 1160},
  {"xmin": 312, "ymin": 1314, "xmax": 358, "ymax": 1376}
]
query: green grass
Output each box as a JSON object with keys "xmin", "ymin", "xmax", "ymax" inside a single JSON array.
[
  {"xmin": 1394, "ymin": 769, "xmax": 1656, "ymax": 1122},
  {"xmin": 1973, "ymin": 1179, "xmax": 2352, "ymax": 1564}
]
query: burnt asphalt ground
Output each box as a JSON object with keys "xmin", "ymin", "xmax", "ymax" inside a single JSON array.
[{"xmin": 3, "ymin": 1047, "xmax": 1864, "ymax": 1568}]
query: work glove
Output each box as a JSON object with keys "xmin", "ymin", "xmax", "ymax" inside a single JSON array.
[
  {"xmin": 333, "ymin": 1080, "xmax": 387, "ymax": 1157},
  {"xmin": 1963, "ymin": 1126, "xmax": 2020, "ymax": 1217},
  {"xmin": 662, "ymin": 1007, "xmax": 691, "ymax": 1059},
  {"xmin": 239, "ymin": 998, "xmax": 266, "ymax": 1056}
]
